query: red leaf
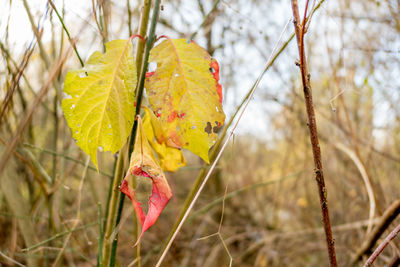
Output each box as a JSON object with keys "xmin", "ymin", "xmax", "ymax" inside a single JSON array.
[
  {"xmin": 210, "ymin": 59, "xmax": 223, "ymax": 103},
  {"xmin": 120, "ymin": 116, "xmax": 172, "ymax": 244}
]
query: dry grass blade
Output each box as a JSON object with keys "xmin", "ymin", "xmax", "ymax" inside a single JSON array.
[
  {"xmin": 335, "ymin": 143, "xmax": 376, "ymax": 233},
  {"xmin": 1, "ymin": 0, "xmax": 399, "ymax": 265},
  {"xmin": 0, "ymin": 44, "xmax": 35, "ymax": 126},
  {"xmin": 51, "ymin": 156, "xmax": 90, "ymax": 266},
  {"xmin": 0, "ymin": 46, "xmax": 72, "ymax": 180}
]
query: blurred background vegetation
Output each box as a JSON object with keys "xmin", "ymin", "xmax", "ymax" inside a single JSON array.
[{"xmin": 0, "ymin": 0, "xmax": 399, "ymax": 266}]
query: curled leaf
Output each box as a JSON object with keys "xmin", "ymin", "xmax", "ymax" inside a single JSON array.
[
  {"xmin": 145, "ymin": 38, "xmax": 225, "ymax": 163},
  {"xmin": 143, "ymin": 108, "xmax": 186, "ymax": 172},
  {"xmin": 62, "ymin": 39, "xmax": 136, "ymax": 168},
  {"xmin": 120, "ymin": 116, "xmax": 172, "ymax": 243}
]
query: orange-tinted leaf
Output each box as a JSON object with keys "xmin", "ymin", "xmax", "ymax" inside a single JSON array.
[
  {"xmin": 120, "ymin": 116, "xmax": 172, "ymax": 244},
  {"xmin": 145, "ymin": 38, "xmax": 225, "ymax": 163},
  {"xmin": 143, "ymin": 107, "xmax": 186, "ymax": 172}
]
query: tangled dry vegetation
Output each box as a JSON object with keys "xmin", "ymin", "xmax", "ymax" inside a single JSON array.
[{"xmin": 0, "ymin": 0, "xmax": 399, "ymax": 266}]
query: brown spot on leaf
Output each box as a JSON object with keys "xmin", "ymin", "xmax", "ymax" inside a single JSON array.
[
  {"xmin": 212, "ymin": 121, "xmax": 222, "ymax": 133},
  {"xmin": 204, "ymin": 122, "xmax": 212, "ymax": 134}
]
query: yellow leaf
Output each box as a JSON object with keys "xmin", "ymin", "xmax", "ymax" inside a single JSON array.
[
  {"xmin": 143, "ymin": 108, "xmax": 186, "ymax": 172},
  {"xmin": 120, "ymin": 116, "xmax": 172, "ymax": 243},
  {"xmin": 145, "ymin": 38, "xmax": 225, "ymax": 163},
  {"xmin": 62, "ymin": 39, "xmax": 136, "ymax": 168}
]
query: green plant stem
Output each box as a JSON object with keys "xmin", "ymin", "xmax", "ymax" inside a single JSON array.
[
  {"xmin": 109, "ymin": 193, "xmax": 125, "ymax": 266},
  {"xmin": 127, "ymin": 0, "xmax": 133, "ymax": 37},
  {"xmin": 97, "ymin": 156, "xmax": 117, "ymax": 266},
  {"xmin": 135, "ymin": 0, "xmax": 151, "ymax": 81},
  {"xmin": 102, "ymin": 1, "xmax": 160, "ymax": 265},
  {"xmin": 131, "ymin": 2, "xmax": 151, "ymax": 265},
  {"xmin": 48, "ymin": 0, "xmax": 84, "ymax": 67},
  {"xmin": 108, "ymin": 1, "xmax": 161, "ymax": 266},
  {"xmin": 22, "ymin": 222, "xmax": 98, "ymax": 252},
  {"xmin": 23, "ymin": 143, "xmax": 113, "ymax": 178},
  {"xmin": 103, "ymin": 157, "xmax": 118, "ymax": 230},
  {"xmin": 98, "ymin": 1, "xmax": 108, "ymax": 51},
  {"xmin": 101, "ymin": 150, "xmax": 127, "ymax": 265},
  {"xmin": 97, "ymin": 203, "xmax": 104, "ymax": 267}
]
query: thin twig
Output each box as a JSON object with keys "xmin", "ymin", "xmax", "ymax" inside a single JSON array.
[
  {"xmin": 0, "ymin": 43, "xmax": 35, "ymax": 126},
  {"xmin": 0, "ymin": 250, "xmax": 25, "ymax": 267},
  {"xmin": 290, "ymin": 0, "xmax": 337, "ymax": 266},
  {"xmin": 189, "ymin": 0, "xmax": 222, "ymax": 41},
  {"xmin": 352, "ymin": 199, "xmax": 400, "ymax": 264},
  {"xmin": 91, "ymin": 0, "xmax": 107, "ymax": 49},
  {"xmin": 197, "ymin": 185, "xmax": 233, "ymax": 266},
  {"xmin": 22, "ymin": 0, "xmax": 51, "ymax": 67},
  {"xmin": 364, "ymin": 223, "xmax": 400, "ymax": 267},
  {"xmin": 0, "ymin": 40, "xmax": 52, "ymax": 112}
]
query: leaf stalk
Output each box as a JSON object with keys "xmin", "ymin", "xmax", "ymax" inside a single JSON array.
[{"xmin": 102, "ymin": 0, "xmax": 161, "ymax": 265}]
